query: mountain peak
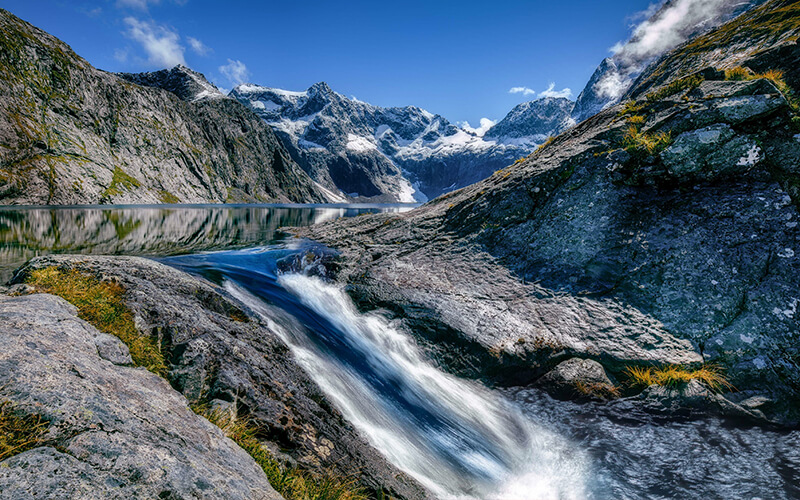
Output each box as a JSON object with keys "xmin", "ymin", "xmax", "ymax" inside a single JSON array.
[{"xmin": 118, "ymin": 65, "xmax": 225, "ymax": 102}]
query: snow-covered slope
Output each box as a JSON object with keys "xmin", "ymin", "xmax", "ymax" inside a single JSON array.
[
  {"xmin": 484, "ymin": 97, "xmax": 575, "ymax": 146},
  {"xmin": 231, "ymin": 82, "xmax": 572, "ymax": 201}
]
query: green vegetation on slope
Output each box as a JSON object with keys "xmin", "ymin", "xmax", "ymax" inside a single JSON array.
[
  {"xmin": 23, "ymin": 267, "xmax": 167, "ymax": 376},
  {"xmin": 102, "ymin": 166, "xmax": 141, "ymax": 198},
  {"xmin": 196, "ymin": 406, "xmax": 368, "ymax": 500}
]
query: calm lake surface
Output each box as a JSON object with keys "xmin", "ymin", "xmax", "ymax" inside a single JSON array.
[{"xmin": 0, "ymin": 204, "xmax": 415, "ymax": 281}]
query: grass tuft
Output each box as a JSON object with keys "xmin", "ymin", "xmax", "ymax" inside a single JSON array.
[
  {"xmin": 621, "ymin": 126, "xmax": 672, "ymax": 156},
  {"xmin": 723, "ymin": 66, "xmax": 799, "ymax": 110},
  {"xmin": 534, "ymin": 136, "xmax": 556, "ymax": 155},
  {"xmin": 0, "ymin": 401, "xmax": 49, "ymax": 461},
  {"xmin": 625, "ymin": 364, "xmax": 734, "ymax": 393},
  {"xmin": 617, "ymin": 100, "xmax": 645, "ymax": 117},
  {"xmin": 645, "ymin": 74, "xmax": 705, "ymax": 103},
  {"xmin": 197, "ymin": 406, "xmax": 368, "ymax": 500},
  {"xmin": 24, "ymin": 267, "xmax": 167, "ymax": 376}
]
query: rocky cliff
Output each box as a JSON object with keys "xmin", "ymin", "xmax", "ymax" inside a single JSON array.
[
  {"xmin": 296, "ymin": 0, "xmax": 800, "ymax": 426},
  {"xmin": 0, "ymin": 9, "xmax": 330, "ymax": 205}
]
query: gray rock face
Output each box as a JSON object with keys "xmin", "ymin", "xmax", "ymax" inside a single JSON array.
[
  {"xmin": 295, "ymin": 2, "xmax": 800, "ymax": 425},
  {"xmin": 10, "ymin": 255, "xmax": 429, "ymax": 500},
  {"xmin": 0, "ymin": 293, "xmax": 281, "ymax": 500},
  {"xmin": 0, "ymin": 9, "xmax": 330, "ymax": 205}
]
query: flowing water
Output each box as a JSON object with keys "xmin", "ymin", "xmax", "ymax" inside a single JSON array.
[{"xmin": 1, "ymin": 205, "xmax": 798, "ymax": 499}]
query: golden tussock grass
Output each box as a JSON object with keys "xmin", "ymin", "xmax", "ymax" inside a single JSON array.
[
  {"xmin": 625, "ymin": 364, "xmax": 734, "ymax": 393},
  {"xmin": 24, "ymin": 267, "xmax": 167, "ymax": 376},
  {"xmin": 0, "ymin": 400, "xmax": 49, "ymax": 461}
]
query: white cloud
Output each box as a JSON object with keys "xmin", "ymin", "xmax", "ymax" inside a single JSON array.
[
  {"xmin": 116, "ymin": 0, "xmax": 187, "ymax": 10},
  {"xmin": 460, "ymin": 118, "xmax": 496, "ymax": 137},
  {"xmin": 219, "ymin": 59, "xmax": 250, "ymax": 86},
  {"xmin": 187, "ymin": 36, "xmax": 211, "ymax": 56},
  {"xmin": 611, "ymin": 0, "xmax": 750, "ymax": 69},
  {"xmin": 123, "ymin": 17, "xmax": 185, "ymax": 67},
  {"xmin": 538, "ymin": 83, "xmax": 572, "ymax": 99},
  {"xmin": 116, "ymin": 0, "xmax": 154, "ymax": 10},
  {"xmin": 509, "ymin": 86, "xmax": 536, "ymax": 96},
  {"xmin": 113, "ymin": 48, "xmax": 129, "ymax": 63}
]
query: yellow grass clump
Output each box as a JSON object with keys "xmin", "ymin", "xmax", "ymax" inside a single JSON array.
[
  {"xmin": 24, "ymin": 267, "xmax": 167, "ymax": 376},
  {"xmin": 625, "ymin": 364, "xmax": 734, "ymax": 392}
]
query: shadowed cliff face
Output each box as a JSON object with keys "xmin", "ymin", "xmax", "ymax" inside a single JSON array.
[
  {"xmin": 0, "ymin": 9, "xmax": 330, "ymax": 205},
  {"xmin": 296, "ymin": 0, "xmax": 800, "ymax": 425}
]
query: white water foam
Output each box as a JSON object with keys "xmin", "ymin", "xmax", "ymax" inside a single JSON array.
[{"xmin": 226, "ymin": 274, "xmax": 588, "ymax": 499}]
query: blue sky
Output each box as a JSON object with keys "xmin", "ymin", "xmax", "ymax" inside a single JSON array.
[{"xmin": 1, "ymin": 0, "xmax": 654, "ymax": 126}]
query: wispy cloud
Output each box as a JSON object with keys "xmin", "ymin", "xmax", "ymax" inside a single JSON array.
[
  {"xmin": 538, "ymin": 83, "xmax": 572, "ymax": 99},
  {"xmin": 219, "ymin": 59, "xmax": 250, "ymax": 86},
  {"xmin": 460, "ymin": 118, "xmax": 496, "ymax": 137},
  {"xmin": 116, "ymin": 0, "xmax": 154, "ymax": 10},
  {"xmin": 509, "ymin": 86, "xmax": 536, "ymax": 96},
  {"xmin": 187, "ymin": 36, "xmax": 211, "ymax": 56},
  {"xmin": 123, "ymin": 17, "xmax": 185, "ymax": 68},
  {"xmin": 113, "ymin": 48, "xmax": 129, "ymax": 63},
  {"xmin": 116, "ymin": 0, "xmax": 188, "ymax": 11},
  {"xmin": 594, "ymin": 0, "xmax": 754, "ymax": 104}
]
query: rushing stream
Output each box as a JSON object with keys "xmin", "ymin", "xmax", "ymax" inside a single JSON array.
[{"xmin": 2, "ymin": 205, "xmax": 799, "ymax": 499}]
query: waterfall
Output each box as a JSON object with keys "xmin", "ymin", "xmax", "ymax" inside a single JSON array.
[{"xmin": 225, "ymin": 272, "xmax": 588, "ymax": 499}]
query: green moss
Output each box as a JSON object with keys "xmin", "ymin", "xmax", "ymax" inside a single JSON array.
[
  {"xmin": 24, "ymin": 267, "xmax": 167, "ymax": 376},
  {"xmin": 0, "ymin": 401, "xmax": 49, "ymax": 461},
  {"xmin": 196, "ymin": 406, "xmax": 367, "ymax": 500},
  {"xmin": 158, "ymin": 190, "xmax": 180, "ymax": 204},
  {"xmin": 102, "ymin": 166, "xmax": 141, "ymax": 198}
]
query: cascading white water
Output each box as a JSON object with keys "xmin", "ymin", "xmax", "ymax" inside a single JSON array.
[{"xmin": 226, "ymin": 273, "xmax": 589, "ymax": 499}]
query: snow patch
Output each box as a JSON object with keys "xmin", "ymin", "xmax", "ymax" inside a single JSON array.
[{"xmin": 346, "ymin": 134, "xmax": 377, "ymax": 153}]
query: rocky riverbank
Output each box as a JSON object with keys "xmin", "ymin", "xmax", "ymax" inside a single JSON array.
[
  {"xmin": 294, "ymin": 0, "xmax": 800, "ymax": 426},
  {"xmin": 0, "ymin": 255, "xmax": 429, "ymax": 500}
]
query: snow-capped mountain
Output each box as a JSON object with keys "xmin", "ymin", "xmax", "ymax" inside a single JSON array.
[
  {"xmin": 572, "ymin": 0, "xmax": 769, "ymax": 123},
  {"xmin": 231, "ymin": 82, "xmax": 570, "ymax": 201},
  {"xmin": 118, "ymin": 65, "xmax": 226, "ymax": 103},
  {"xmin": 484, "ymin": 97, "xmax": 575, "ymax": 146}
]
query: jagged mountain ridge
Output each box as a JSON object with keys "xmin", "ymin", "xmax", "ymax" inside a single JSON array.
[
  {"xmin": 118, "ymin": 64, "xmax": 226, "ymax": 103},
  {"xmin": 231, "ymin": 82, "xmax": 574, "ymax": 201},
  {"xmin": 0, "ymin": 9, "xmax": 331, "ymax": 205}
]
